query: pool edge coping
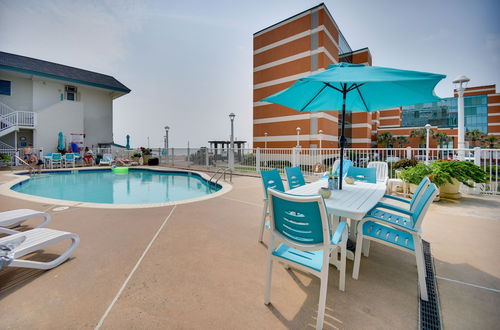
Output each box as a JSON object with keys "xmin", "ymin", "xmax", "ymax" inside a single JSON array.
[{"xmin": 0, "ymin": 166, "xmax": 233, "ymax": 209}]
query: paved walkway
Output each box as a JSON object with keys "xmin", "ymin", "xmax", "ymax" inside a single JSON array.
[{"xmin": 0, "ymin": 169, "xmax": 498, "ymax": 329}]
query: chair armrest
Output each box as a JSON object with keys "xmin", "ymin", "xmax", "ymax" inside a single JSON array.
[
  {"xmin": 330, "ymin": 221, "xmax": 348, "ymax": 245},
  {"xmin": 374, "ymin": 202, "xmax": 413, "ymax": 217},
  {"xmin": 383, "ymin": 194, "xmax": 410, "ymax": 204}
]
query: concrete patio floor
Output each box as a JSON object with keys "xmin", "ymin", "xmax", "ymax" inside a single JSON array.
[{"xmin": 0, "ymin": 169, "xmax": 499, "ymax": 329}]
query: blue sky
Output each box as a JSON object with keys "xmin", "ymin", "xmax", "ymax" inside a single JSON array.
[{"xmin": 1, "ymin": 0, "xmax": 499, "ymax": 147}]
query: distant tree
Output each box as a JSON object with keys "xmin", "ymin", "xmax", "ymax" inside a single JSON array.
[
  {"xmin": 377, "ymin": 132, "xmax": 394, "ymax": 148},
  {"xmin": 483, "ymin": 136, "xmax": 498, "ymax": 149},
  {"xmin": 410, "ymin": 128, "xmax": 435, "ymax": 147},
  {"xmin": 434, "ymin": 132, "xmax": 451, "ymax": 149},
  {"xmin": 395, "ymin": 136, "xmax": 409, "ymax": 148},
  {"xmin": 465, "ymin": 129, "xmax": 486, "ymax": 147}
]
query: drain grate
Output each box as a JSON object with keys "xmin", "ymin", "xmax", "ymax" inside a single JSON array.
[{"xmin": 419, "ymin": 240, "xmax": 442, "ymax": 330}]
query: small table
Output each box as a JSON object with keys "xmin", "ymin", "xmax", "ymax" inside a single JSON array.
[{"xmin": 289, "ymin": 179, "xmax": 386, "ymax": 262}]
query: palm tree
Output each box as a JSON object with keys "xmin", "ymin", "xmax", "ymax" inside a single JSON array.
[
  {"xmin": 434, "ymin": 132, "xmax": 451, "ymax": 149},
  {"xmin": 377, "ymin": 132, "xmax": 394, "ymax": 148},
  {"xmin": 483, "ymin": 136, "xmax": 498, "ymax": 149},
  {"xmin": 410, "ymin": 128, "xmax": 434, "ymax": 147},
  {"xmin": 395, "ymin": 136, "xmax": 409, "ymax": 148},
  {"xmin": 465, "ymin": 129, "xmax": 486, "ymax": 147}
]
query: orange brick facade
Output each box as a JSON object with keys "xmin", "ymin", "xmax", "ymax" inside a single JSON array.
[{"xmin": 253, "ymin": 4, "xmax": 499, "ymax": 149}]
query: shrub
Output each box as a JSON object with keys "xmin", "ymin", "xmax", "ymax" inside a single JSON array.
[
  {"xmin": 393, "ymin": 158, "xmax": 418, "ymax": 169},
  {"xmin": 400, "ymin": 161, "xmax": 487, "ymax": 187}
]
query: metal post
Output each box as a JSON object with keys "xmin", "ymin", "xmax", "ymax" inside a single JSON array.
[
  {"xmin": 425, "ymin": 124, "xmax": 431, "ymax": 165},
  {"xmin": 229, "ymin": 113, "xmax": 235, "ymax": 170},
  {"xmin": 338, "ymin": 86, "xmax": 347, "ymax": 190},
  {"xmin": 296, "ymin": 127, "xmax": 301, "ymax": 147},
  {"xmin": 164, "ymin": 126, "xmax": 170, "ymax": 150},
  {"xmin": 319, "ymin": 129, "xmax": 323, "ymax": 150},
  {"xmin": 264, "ymin": 132, "xmax": 268, "ymax": 149},
  {"xmin": 453, "ymin": 75, "xmax": 470, "ymax": 160},
  {"xmin": 256, "ymin": 147, "xmax": 261, "ymax": 172}
]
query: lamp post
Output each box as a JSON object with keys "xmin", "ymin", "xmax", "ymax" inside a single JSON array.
[
  {"xmin": 164, "ymin": 126, "xmax": 170, "ymax": 150},
  {"xmin": 453, "ymin": 75, "xmax": 470, "ymax": 160},
  {"xmin": 264, "ymin": 132, "xmax": 268, "ymax": 149},
  {"xmin": 296, "ymin": 127, "xmax": 301, "ymax": 147},
  {"xmin": 425, "ymin": 123, "xmax": 431, "ymax": 165},
  {"xmin": 229, "ymin": 113, "xmax": 235, "ymax": 170},
  {"xmin": 319, "ymin": 129, "xmax": 323, "ymax": 150}
]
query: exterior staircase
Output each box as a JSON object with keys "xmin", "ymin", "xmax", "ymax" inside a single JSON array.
[{"xmin": 0, "ymin": 100, "xmax": 37, "ymax": 138}]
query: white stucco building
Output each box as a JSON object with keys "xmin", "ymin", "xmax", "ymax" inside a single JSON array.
[{"xmin": 0, "ymin": 51, "xmax": 130, "ymax": 158}]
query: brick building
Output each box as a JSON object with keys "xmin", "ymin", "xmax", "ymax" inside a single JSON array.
[{"xmin": 253, "ymin": 3, "xmax": 499, "ymax": 149}]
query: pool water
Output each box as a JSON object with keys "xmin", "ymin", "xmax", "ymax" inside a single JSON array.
[{"xmin": 12, "ymin": 169, "xmax": 220, "ymax": 204}]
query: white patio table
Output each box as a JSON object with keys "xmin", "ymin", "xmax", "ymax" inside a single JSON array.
[
  {"xmin": 288, "ymin": 179, "xmax": 386, "ymax": 220},
  {"xmin": 288, "ymin": 179, "xmax": 387, "ymax": 263}
]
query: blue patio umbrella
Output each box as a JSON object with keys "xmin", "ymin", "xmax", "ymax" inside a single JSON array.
[
  {"xmin": 57, "ymin": 132, "xmax": 64, "ymax": 151},
  {"xmin": 262, "ymin": 62, "xmax": 446, "ymax": 189}
]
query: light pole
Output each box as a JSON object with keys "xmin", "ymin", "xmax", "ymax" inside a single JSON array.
[
  {"xmin": 453, "ymin": 75, "xmax": 470, "ymax": 160},
  {"xmin": 296, "ymin": 127, "xmax": 301, "ymax": 147},
  {"xmin": 264, "ymin": 132, "xmax": 268, "ymax": 149},
  {"xmin": 319, "ymin": 129, "xmax": 323, "ymax": 150},
  {"xmin": 164, "ymin": 126, "xmax": 170, "ymax": 150},
  {"xmin": 425, "ymin": 124, "xmax": 431, "ymax": 165},
  {"xmin": 229, "ymin": 113, "xmax": 235, "ymax": 170}
]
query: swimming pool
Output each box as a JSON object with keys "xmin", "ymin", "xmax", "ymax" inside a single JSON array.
[{"xmin": 10, "ymin": 169, "xmax": 223, "ymax": 206}]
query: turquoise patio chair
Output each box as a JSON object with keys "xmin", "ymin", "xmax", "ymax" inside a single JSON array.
[
  {"xmin": 333, "ymin": 159, "xmax": 352, "ymax": 178},
  {"xmin": 347, "ymin": 166, "xmax": 377, "ymax": 184},
  {"xmin": 258, "ymin": 169, "xmax": 285, "ymax": 243},
  {"xmin": 264, "ymin": 188, "xmax": 348, "ymax": 330},
  {"xmin": 51, "ymin": 153, "xmax": 62, "ymax": 169},
  {"xmin": 352, "ymin": 182, "xmax": 439, "ymax": 301},
  {"xmin": 64, "ymin": 153, "xmax": 75, "ymax": 168},
  {"xmin": 285, "ymin": 166, "xmax": 306, "ymax": 190},
  {"xmin": 379, "ymin": 176, "xmax": 431, "ymax": 213}
]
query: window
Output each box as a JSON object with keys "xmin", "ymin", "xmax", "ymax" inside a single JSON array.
[
  {"xmin": 65, "ymin": 85, "xmax": 77, "ymax": 101},
  {"xmin": 0, "ymin": 80, "xmax": 11, "ymax": 95}
]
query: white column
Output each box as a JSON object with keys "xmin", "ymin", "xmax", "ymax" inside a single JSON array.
[{"xmin": 453, "ymin": 75, "xmax": 470, "ymax": 160}]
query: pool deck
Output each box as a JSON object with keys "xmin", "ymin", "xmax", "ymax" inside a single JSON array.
[{"xmin": 0, "ymin": 167, "xmax": 499, "ymax": 329}]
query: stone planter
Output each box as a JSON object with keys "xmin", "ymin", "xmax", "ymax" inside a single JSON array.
[
  {"xmin": 142, "ymin": 155, "xmax": 151, "ymax": 164},
  {"xmin": 439, "ymin": 178, "xmax": 462, "ymax": 199}
]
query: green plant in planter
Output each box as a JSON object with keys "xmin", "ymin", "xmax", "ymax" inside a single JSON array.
[
  {"xmin": 400, "ymin": 161, "xmax": 487, "ymax": 187},
  {"xmin": 393, "ymin": 158, "xmax": 419, "ymax": 169},
  {"xmin": 140, "ymin": 147, "xmax": 152, "ymax": 156}
]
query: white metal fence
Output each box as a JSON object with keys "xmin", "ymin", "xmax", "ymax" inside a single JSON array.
[{"xmin": 150, "ymin": 147, "xmax": 499, "ymax": 195}]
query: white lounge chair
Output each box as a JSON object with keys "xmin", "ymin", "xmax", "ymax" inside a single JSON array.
[
  {"xmin": 99, "ymin": 153, "xmax": 114, "ymax": 166},
  {"xmin": 0, "ymin": 228, "xmax": 79, "ymax": 270},
  {"xmin": 0, "ymin": 209, "xmax": 51, "ymax": 234}
]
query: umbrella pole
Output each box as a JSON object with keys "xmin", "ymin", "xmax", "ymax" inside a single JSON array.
[{"xmin": 338, "ymin": 86, "xmax": 347, "ymax": 190}]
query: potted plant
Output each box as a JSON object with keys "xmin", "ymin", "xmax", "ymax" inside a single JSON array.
[
  {"xmin": 0, "ymin": 154, "xmax": 12, "ymax": 168},
  {"xmin": 131, "ymin": 152, "xmax": 142, "ymax": 163},
  {"xmin": 392, "ymin": 158, "xmax": 419, "ymax": 178},
  {"xmin": 400, "ymin": 161, "xmax": 487, "ymax": 199},
  {"xmin": 140, "ymin": 147, "xmax": 152, "ymax": 164}
]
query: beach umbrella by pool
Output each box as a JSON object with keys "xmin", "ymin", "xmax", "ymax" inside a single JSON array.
[
  {"xmin": 57, "ymin": 132, "xmax": 64, "ymax": 151},
  {"xmin": 262, "ymin": 62, "xmax": 446, "ymax": 189}
]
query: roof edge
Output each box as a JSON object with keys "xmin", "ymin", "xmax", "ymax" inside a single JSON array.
[{"xmin": 0, "ymin": 65, "xmax": 131, "ymax": 94}]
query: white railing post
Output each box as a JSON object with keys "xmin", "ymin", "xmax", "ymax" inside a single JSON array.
[
  {"xmin": 473, "ymin": 147, "xmax": 482, "ymax": 194},
  {"xmin": 292, "ymin": 147, "xmax": 298, "ymax": 167},
  {"xmin": 171, "ymin": 148, "xmax": 174, "ymax": 166},
  {"xmin": 256, "ymin": 148, "xmax": 261, "ymax": 172},
  {"xmin": 406, "ymin": 146, "xmax": 412, "ymax": 160}
]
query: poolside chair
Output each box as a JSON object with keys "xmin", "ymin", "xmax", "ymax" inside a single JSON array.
[
  {"xmin": 0, "ymin": 209, "xmax": 51, "ymax": 234},
  {"xmin": 380, "ymin": 176, "xmax": 431, "ymax": 213},
  {"xmin": 258, "ymin": 169, "xmax": 285, "ymax": 243},
  {"xmin": 367, "ymin": 161, "xmax": 388, "ymax": 184},
  {"xmin": 99, "ymin": 153, "xmax": 114, "ymax": 166},
  {"xmin": 352, "ymin": 183, "xmax": 439, "ymax": 301},
  {"xmin": 332, "ymin": 159, "xmax": 353, "ymax": 178},
  {"xmin": 44, "ymin": 153, "xmax": 52, "ymax": 169},
  {"xmin": 51, "ymin": 153, "xmax": 62, "ymax": 169},
  {"xmin": 284, "ymin": 166, "xmax": 306, "ymax": 190},
  {"xmin": 347, "ymin": 166, "xmax": 377, "ymax": 184},
  {"xmin": 0, "ymin": 228, "xmax": 79, "ymax": 270},
  {"xmin": 64, "ymin": 153, "xmax": 75, "ymax": 168},
  {"xmin": 264, "ymin": 189, "xmax": 348, "ymax": 330}
]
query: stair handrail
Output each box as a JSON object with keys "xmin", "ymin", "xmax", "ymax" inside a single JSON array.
[
  {"xmin": 0, "ymin": 100, "xmax": 16, "ymax": 116},
  {"xmin": 15, "ymin": 155, "xmax": 37, "ymax": 174}
]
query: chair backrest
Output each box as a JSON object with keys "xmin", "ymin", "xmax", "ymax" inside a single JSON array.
[
  {"xmin": 268, "ymin": 188, "xmax": 330, "ymax": 250},
  {"xmin": 260, "ymin": 169, "xmax": 285, "ymax": 200},
  {"xmin": 347, "ymin": 166, "xmax": 377, "ymax": 184},
  {"xmin": 45, "ymin": 152, "xmax": 52, "ymax": 157},
  {"xmin": 410, "ymin": 176, "xmax": 431, "ymax": 211},
  {"xmin": 285, "ymin": 166, "xmax": 306, "ymax": 190},
  {"xmin": 52, "ymin": 153, "xmax": 61, "ymax": 162},
  {"xmin": 103, "ymin": 153, "xmax": 113, "ymax": 161},
  {"xmin": 65, "ymin": 153, "xmax": 74, "ymax": 161},
  {"xmin": 412, "ymin": 183, "xmax": 439, "ymax": 229},
  {"xmin": 332, "ymin": 159, "xmax": 352, "ymax": 178},
  {"xmin": 367, "ymin": 161, "xmax": 388, "ymax": 183}
]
